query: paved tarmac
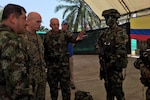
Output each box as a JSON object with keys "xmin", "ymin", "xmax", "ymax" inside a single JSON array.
[{"xmin": 45, "ymin": 55, "xmax": 146, "ymax": 100}]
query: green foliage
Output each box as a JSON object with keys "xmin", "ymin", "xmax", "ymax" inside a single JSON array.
[
  {"xmin": 0, "ymin": 10, "xmax": 3, "ymax": 22},
  {"xmin": 55, "ymin": 0, "xmax": 101, "ymax": 32}
]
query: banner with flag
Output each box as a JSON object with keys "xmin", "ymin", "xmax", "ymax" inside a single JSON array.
[{"xmin": 130, "ymin": 15, "xmax": 150, "ymax": 41}]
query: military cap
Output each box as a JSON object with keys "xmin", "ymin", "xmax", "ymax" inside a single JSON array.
[
  {"xmin": 62, "ymin": 20, "xmax": 68, "ymax": 25},
  {"xmin": 102, "ymin": 9, "xmax": 120, "ymax": 19}
]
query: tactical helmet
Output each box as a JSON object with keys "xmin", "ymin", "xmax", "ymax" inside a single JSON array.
[{"xmin": 102, "ymin": 9, "xmax": 120, "ymax": 19}]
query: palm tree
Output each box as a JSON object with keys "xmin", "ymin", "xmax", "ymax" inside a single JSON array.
[
  {"xmin": 55, "ymin": 0, "xmax": 101, "ymax": 32},
  {"xmin": 0, "ymin": 6, "xmax": 3, "ymax": 22},
  {"xmin": 0, "ymin": 10, "xmax": 2, "ymax": 22}
]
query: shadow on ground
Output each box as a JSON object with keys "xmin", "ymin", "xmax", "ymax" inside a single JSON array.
[{"xmin": 46, "ymin": 55, "xmax": 146, "ymax": 100}]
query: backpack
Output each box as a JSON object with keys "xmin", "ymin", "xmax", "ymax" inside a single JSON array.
[{"xmin": 74, "ymin": 90, "xmax": 93, "ymax": 100}]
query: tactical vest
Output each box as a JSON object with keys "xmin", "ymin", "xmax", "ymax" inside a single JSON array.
[{"xmin": 98, "ymin": 27, "xmax": 128, "ymax": 68}]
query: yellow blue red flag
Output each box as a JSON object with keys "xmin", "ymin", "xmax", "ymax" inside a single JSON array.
[{"xmin": 130, "ymin": 16, "xmax": 150, "ymax": 41}]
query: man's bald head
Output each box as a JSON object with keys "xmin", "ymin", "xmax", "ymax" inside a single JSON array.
[
  {"xmin": 26, "ymin": 12, "xmax": 42, "ymax": 33},
  {"xmin": 50, "ymin": 18, "xmax": 59, "ymax": 25},
  {"xmin": 50, "ymin": 18, "xmax": 59, "ymax": 33},
  {"xmin": 27, "ymin": 12, "xmax": 41, "ymax": 21}
]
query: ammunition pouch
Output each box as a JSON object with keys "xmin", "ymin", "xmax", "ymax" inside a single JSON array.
[{"xmin": 115, "ymin": 57, "xmax": 128, "ymax": 68}]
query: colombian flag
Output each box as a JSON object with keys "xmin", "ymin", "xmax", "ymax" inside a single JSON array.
[{"xmin": 130, "ymin": 16, "xmax": 150, "ymax": 41}]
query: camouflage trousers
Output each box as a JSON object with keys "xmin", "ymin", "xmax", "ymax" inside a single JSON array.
[
  {"xmin": 0, "ymin": 97, "xmax": 32, "ymax": 100},
  {"xmin": 0, "ymin": 80, "xmax": 46, "ymax": 100},
  {"xmin": 47, "ymin": 64, "xmax": 71, "ymax": 100},
  {"xmin": 32, "ymin": 80, "xmax": 46, "ymax": 100},
  {"xmin": 0, "ymin": 94, "xmax": 33, "ymax": 100},
  {"xmin": 104, "ymin": 70, "xmax": 125, "ymax": 100},
  {"xmin": 0, "ymin": 85, "xmax": 32, "ymax": 100}
]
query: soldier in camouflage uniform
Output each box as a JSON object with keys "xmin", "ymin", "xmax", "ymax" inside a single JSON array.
[
  {"xmin": 0, "ymin": 4, "xmax": 34, "ymax": 99},
  {"xmin": 43, "ymin": 18, "xmax": 84, "ymax": 100},
  {"xmin": 19, "ymin": 12, "xmax": 46, "ymax": 100},
  {"xmin": 61, "ymin": 20, "xmax": 76, "ymax": 89},
  {"xmin": 134, "ymin": 39, "xmax": 150, "ymax": 100},
  {"xmin": 97, "ymin": 9, "xmax": 128, "ymax": 100}
]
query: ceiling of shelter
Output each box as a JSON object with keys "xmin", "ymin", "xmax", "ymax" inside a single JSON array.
[{"xmin": 84, "ymin": 0, "xmax": 150, "ymax": 20}]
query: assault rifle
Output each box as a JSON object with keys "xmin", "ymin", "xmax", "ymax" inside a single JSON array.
[{"xmin": 98, "ymin": 37, "xmax": 109, "ymax": 90}]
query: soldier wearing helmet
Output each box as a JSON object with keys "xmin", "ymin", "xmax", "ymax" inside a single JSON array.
[
  {"xmin": 134, "ymin": 39, "xmax": 150, "ymax": 100},
  {"xmin": 102, "ymin": 9, "xmax": 120, "ymax": 18},
  {"xmin": 102, "ymin": 9, "xmax": 120, "ymax": 27},
  {"xmin": 97, "ymin": 9, "xmax": 128, "ymax": 100}
]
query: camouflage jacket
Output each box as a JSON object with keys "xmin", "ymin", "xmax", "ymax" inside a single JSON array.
[
  {"xmin": 97, "ymin": 26, "xmax": 128, "ymax": 69},
  {"xmin": 43, "ymin": 30, "xmax": 77, "ymax": 66},
  {"xmin": 19, "ymin": 31, "xmax": 46, "ymax": 84},
  {"xmin": 0, "ymin": 24, "xmax": 33, "ymax": 99}
]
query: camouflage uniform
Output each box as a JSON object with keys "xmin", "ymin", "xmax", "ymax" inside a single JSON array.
[
  {"xmin": 97, "ymin": 9, "xmax": 128, "ymax": 100},
  {"xmin": 43, "ymin": 30, "xmax": 77, "ymax": 100},
  {"xmin": 134, "ymin": 39, "xmax": 150, "ymax": 100},
  {"xmin": 19, "ymin": 31, "xmax": 46, "ymax": 100},
  {"xmin": 0, "ymin": 24, "xmax": 33, "ymax": 99}
]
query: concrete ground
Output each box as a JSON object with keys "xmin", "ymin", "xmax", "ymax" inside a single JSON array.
[{"xmin": 46, "ymin": 55, "xmax": 147, "ymax": 100}]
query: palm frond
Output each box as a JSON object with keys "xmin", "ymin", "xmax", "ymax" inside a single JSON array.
[{"xmin": 55, "ymin": 0, "xmax": 101, "ymax": 31}]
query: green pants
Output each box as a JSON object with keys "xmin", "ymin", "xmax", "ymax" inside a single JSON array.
[{"xmin": 47, "ymin": 64, "xmax": 71, "ymax": 100}]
